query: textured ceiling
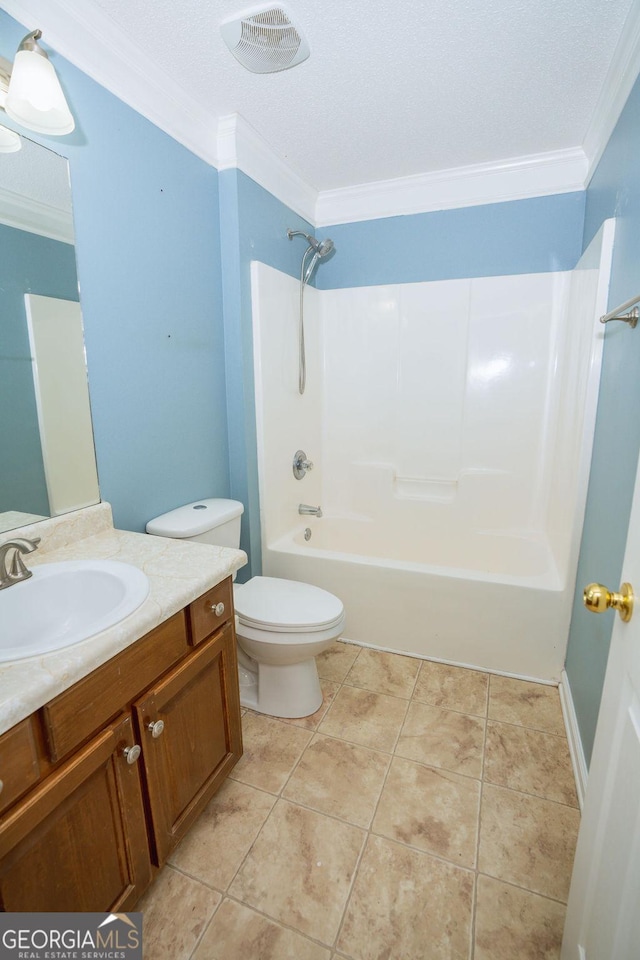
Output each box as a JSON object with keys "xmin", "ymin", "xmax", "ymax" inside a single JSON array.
[
  {"xmin": 1, "ymin": 134, "xmax": 70, "ymax": 211},
  {"xmin": 32, "ymin": 0, "xmax": 640, "ymax": 191}
]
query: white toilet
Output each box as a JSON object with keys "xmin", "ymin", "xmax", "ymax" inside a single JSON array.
[{"xmin": 146, "ymin": 499, "xmax": 345, "ymax": 718}]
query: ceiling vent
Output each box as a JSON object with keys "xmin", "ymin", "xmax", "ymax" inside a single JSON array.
[{"xmin": 220, "ymin": 5, "xmax": 310, "ymax": 74}]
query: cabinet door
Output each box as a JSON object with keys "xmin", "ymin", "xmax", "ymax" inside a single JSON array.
[
  {"xmin": 134, "ymin": 622, "xmax": 242, "ymax": 864},
  {"xmin": 0, "ymin": 714, "xmax": 152, "ymax": 912}
]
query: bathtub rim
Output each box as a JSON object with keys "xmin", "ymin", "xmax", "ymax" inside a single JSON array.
[{"xmin": 268, "ymin": 526, "xmax": 564, "ymax": 592}]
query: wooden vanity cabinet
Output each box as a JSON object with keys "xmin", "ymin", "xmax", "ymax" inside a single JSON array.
[
  {"xmin": 0, "ymin": 576, "xmax": 242, "ymax": 911},
  {"xmin": 135, "ymin": 620, "xmax": 241, "ymax": 864},
  {"xmin": 0, "ymin": 713, "xmax": 151, "ymax": 912}
]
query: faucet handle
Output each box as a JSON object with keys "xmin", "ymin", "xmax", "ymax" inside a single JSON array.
[
  {"xmin": 293, "ymin": 449, "xmax": 314, "ymax": 480},
  {"xmin": 10, "ymin": 536, "xmax": 41, "ymax": 550}
]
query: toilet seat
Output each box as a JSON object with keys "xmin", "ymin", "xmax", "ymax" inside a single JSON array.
[{"xmin": 234, "ymin": 576, "xmax": 344, "ymax": 635}]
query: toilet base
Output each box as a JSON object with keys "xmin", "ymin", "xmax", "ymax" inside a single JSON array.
[{"xmin": 237, "ymin": 647, "xmax": 323, "ymax": 718}]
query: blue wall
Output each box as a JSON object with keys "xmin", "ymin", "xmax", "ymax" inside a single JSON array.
[
  {"xmin": 219, "ymin": 168, "xmax": 313, "ymax": 577},
  {"xmin": 565, "ymin": 70, "xmax": 640, "ymax": 764},
  {"xmin": 317, "ymin": 192, "xmax": 585, "ymax": 288},
  {"xmin": 0, "ymin": 224, "xmax": 78, "ymax": 516},
  {"xmin": 0, "ymin": 9, "xmax": 229, "ymax": 532}
]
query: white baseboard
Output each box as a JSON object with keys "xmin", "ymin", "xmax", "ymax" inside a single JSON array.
[{"xmin": 559, "ymin": 669, "xmax": 588, "ymax": 809}]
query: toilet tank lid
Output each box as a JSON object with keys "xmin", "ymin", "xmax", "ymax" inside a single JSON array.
[{"xmin": 146, "ymin": 499, "xmax": 244, "ymax": 538}]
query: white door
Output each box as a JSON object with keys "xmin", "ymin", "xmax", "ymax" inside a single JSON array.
[{"xmin": 562, "ymin": 455, "xmax": 640, "ymax": 958}]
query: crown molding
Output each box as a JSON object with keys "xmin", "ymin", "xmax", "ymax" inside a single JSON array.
[
  {"xmin": 583, "ymin": 0, "xmax": 640, "ymax": 183},
  {"xmin": 0, "ymin": 185, "xmax": 74, "ymax": 243},
  {"xmin": 0, "ymin": 0, "xmax": 219, "ymax": 167},
  {"xmin": 315, "ymin": 148, "xmax": 588, "ymax": 226},
  {"xmin": 217, "ymin": 114, "xmax": 318, "ymax": 223}
]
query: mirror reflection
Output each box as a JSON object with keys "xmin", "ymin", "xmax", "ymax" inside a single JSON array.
[{"xmin": 0, "ymin": 134, "xmax": 99, "ymax": 534}]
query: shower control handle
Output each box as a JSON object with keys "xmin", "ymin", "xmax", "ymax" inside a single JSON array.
[{"xmin": 293, "ymin": 449, "xmax": 314, "ymax": 480}]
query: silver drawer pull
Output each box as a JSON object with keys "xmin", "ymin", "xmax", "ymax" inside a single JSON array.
[
  {"xmin": 123, "ymin": 744, "xmax": 141, "ymax": 764},
  {"xmin": 147, "ymin": 719, "xmax": 165, "ymax": 739},
  {"xmin": 210, "ymin": 601, "xmax": 225, "ymax": 617}
]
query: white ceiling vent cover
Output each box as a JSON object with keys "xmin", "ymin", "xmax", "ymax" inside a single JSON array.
[{"xmin": 220, "ymin": 5, "xmax": 310, "ymax": 74}]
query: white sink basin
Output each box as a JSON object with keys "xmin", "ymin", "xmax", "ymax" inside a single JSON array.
[{"xmin": 0, "ymin": 560, "xmax": 150, "ymax": 662}]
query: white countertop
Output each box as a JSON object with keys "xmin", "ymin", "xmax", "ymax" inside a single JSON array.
[{"xmin": 0, "ymin": 504, "xmax": 247, "ymax": 734}]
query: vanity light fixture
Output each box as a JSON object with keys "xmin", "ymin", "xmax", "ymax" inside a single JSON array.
[{"xmin": 0, "ymin": 29, "xmax": 74, "ymax": 137}]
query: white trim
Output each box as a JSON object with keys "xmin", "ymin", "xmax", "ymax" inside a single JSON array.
[
  {"xmin": 0, "ymin": 0, "xmax": 219, "ymax": 167},
  {"xmin": 217, "ymin": 114, "xmax": 318, "ymax": 223},
  {"xmin": 315, "ymin": 148, "xmax": 588, "ymax": 226},
  {"xmin": 583, "ymin": 0, "xmax": 640, "ymax": 184},
  {"xmin": 0, "ymin": 185, "xmax": 73, "ymax": 243},
  {"xmin": 559, "ymin": 668, "xmax": 589, "ymax": 809}
]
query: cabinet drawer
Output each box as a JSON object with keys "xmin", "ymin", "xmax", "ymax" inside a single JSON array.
[
  {"xmin": 41, "ymin": 611, "xmax": 189, "ymax": 762},
  {"xmin": 188, "ymin": 577, "xmax": 233, "ymax": 645},
  {"xmin": 0, "ymin": 718, "xmax": 41, "ymax": 815}
]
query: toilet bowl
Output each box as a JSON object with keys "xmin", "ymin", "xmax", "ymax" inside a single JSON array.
[
  {"xmin": 146, "ymin": 499, "xmax": 345, "ymax": 718},
  {"xmin": 234, "ymin": 576, "xmax": 345, "ymax": 717}
]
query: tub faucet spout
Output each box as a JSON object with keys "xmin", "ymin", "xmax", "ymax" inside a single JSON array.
[{"xmin": 298, "ymin": 504, "xmax": 323, "ymax": 518}]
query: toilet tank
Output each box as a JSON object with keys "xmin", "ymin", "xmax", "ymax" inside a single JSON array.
[{"xmin": 146, "ymin": 499, "xmax": 244, "ymax": 548}]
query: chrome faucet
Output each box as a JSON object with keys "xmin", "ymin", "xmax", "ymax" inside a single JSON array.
[
  {"xmin": 0, "ymin": 537, "xmax": 41, "ymax": 590},
  {"xmin": 298, "ymin": 504, "xmax": 323, "ymax": 518}
]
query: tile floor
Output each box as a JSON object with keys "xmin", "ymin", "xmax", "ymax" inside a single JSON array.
[{"xmin": 138, "ymin": 642, "xmax": 580, "ymax": 959}]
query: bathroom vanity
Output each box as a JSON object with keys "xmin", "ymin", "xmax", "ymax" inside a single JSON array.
[{"xmin": 0, "ymin": 504, "xmax": 246, "ymax": 911}]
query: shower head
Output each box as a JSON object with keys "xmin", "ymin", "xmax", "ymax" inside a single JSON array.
[
  {"xmin": 303, "ymin": 241, "xmax": 334, "ymax": 282},
  {"xmin": 316, "ymin": 238, "xmax": 334, "ymax": 257},
  {"xmin": 288, "ymin": 228, "xmax": 335, "ymax": 282},
  {"xmin": 288, "ymin": 229, "xmax": 335, "ymax": 256}
]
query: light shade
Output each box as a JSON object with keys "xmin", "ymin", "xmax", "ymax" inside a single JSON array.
[
  {"xmin": 5, "ymin": 46, "xmax": 74, "ymax": 136},
  {"xmin": 0, "ymin": 123, "xmax": 21, "ymax": 152}
]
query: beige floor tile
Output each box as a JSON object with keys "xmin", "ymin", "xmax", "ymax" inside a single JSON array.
[
  {"xmin": 192, "ymin": 899, "xmax": 331, "ymax": 960},
  {"xmin": 372, "ymin": 757, "xmax": 480, "ymax": 868},
  {"xmin": 280, "ymin": 679, "xmax": 341, "ymax": 731},
  {"xmin": 478, "ymin": 783, "xmax": 580, "ymax": 902},
  {"xmin": 229, "ymin": 799, "xmax": 365, "ymax": 944},
  {"xmin": 413, "ymin": 661, "xmax": 489, "ymax": 716},
  {"xmin": 230, "ymin": 712, "xmax": 312, "ymax": 793},
  {"xmin": 337, "ymin": 834, "xmax": 473, "ymax": 960},
  {"xmin": 489, "ymin": 677, "xmax": 565, "ymax": 735},
  {"xmin": 317, "ymin": 641, "xmax": 361, "ymax": 682},
  {"xmin": 484, "ymin": 720, "xmax": 578, "ymax": 806},
  {"xmin": 474, "ymin": 875, "xmax": 566, "ymax": 960},
  {"xmin": 345, "ymin": 647, "xmax": 421, "ymax": 698},
  {"xmin": 283, "ymin": 733, "xmax": 391, "ymax": 827},
  {"xmin": 318, "ymin": 685, "xmax": 409, "ymax": 752},
  {"xmin": 396, "ymin": 700, "xmax": 485, "ymax": 778},
  {"xmin": 137, "ymin": 865, "xmax": 221, "ymax": 960},
  {"xmin": 168, "ymin": 779, "xmax": 276, "ymax": 890}
]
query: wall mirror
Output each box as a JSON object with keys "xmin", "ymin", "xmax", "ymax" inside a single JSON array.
[{"xmin": 0, "ymin": 133, "xmax": 99, "ymax": 535}]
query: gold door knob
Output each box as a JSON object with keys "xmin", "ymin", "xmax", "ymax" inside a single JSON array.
[{"xmin": 583, "ymin": 582, "xmax": 634, "ymax": 622}]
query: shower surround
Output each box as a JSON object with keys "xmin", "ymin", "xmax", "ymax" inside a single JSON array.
[{"xmin": 251, "ymin": 222, "xmax": 614, "ymax": 681}]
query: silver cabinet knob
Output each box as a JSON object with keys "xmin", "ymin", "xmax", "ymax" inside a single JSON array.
[
  {"xmin": 210, "ymin": 601, "xmax": 225, "ymax": 617},
  {"xmin": 147, "ymin": 719, "xmax": 165, "ymax": 738},
  {"xmin": 123, "ymin": 744, "xmax": 141, "ymax": 764}
]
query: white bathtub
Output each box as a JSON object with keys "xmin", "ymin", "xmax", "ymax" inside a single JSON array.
[
  {"xmin": 264, "ymin": 521, "xmax": 569, "ymax": 682},
  {"xmin": 252, "ymin": 225, "xmax": 614, "ymax": 684}
]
